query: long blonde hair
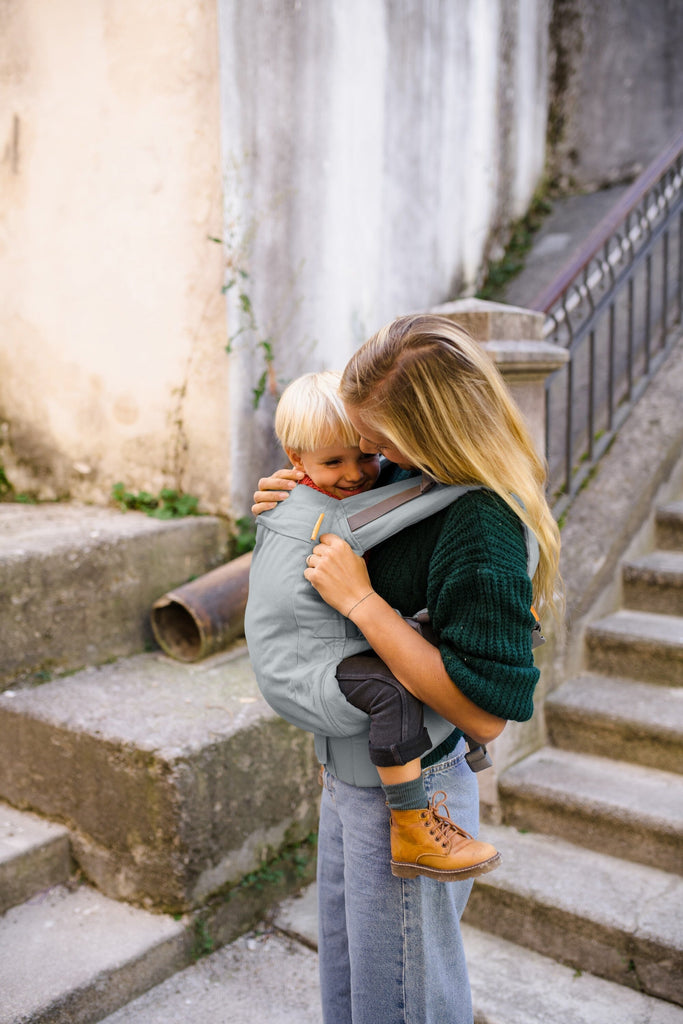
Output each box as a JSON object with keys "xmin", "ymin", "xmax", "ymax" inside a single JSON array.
[{"xmin": 340, "ymin": 314, "xmax": 562, "ymax": 614}]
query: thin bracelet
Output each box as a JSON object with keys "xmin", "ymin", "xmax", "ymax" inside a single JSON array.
[{"xmin": 345, "ymin": 591, "xmax": 374, "ymax": 619}]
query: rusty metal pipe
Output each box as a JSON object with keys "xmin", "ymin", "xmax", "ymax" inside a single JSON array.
[{"xmin": 151, "ymin": 552, "xmax": 252, "ymax": 662}]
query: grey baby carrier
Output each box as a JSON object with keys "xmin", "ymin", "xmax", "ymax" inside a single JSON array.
[{"xmin": 244, "ymin": 475, "xmax": 540, "ymax": 787}]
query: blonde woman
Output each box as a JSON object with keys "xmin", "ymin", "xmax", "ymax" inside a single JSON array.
[{"xmin": 252, "ymin": 314, "xmax": 561, "ymax": 1024}]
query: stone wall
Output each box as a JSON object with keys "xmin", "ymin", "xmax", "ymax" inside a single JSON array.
[
  {"xmin": 2, "ymin": 1, "xmax": 679, "ymax": 514},
  {"xmin": 218, "ymin": 0, "xmax": 551, "ymax": 510},
  {"xmin": 1, "ymin": 0, "xmax": 555, "ymax": 514},
  {"xmin": 0, "ymin": 0, "xmax": 230, "ymax": 510},
  {"xmin": 548, "ymin": 0, "xmax": 683, "ymax": 189}
]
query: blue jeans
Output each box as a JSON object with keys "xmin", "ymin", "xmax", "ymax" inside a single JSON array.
[{"xmin": 317, "ymin": 740, "xmax": 477, "ymax": 1024}]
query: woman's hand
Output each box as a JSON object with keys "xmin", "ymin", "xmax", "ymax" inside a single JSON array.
[
  {"xmin": 252, "ymin": 467, "xmax": 304, "ymax": 515},
  {"xmin": 304, "ymin": 535, "xmax": 506, "ymax": 744},
  {"xmin": 303, "ymin": 533, "xmax": 374, "ymax": 617}
]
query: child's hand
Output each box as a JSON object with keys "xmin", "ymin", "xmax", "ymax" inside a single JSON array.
[
  {"xmin": 252, "ymin": 468, "xmax": 304, "ymax": 515},
  {"xmin": 304, "ymin": 533, "xmax": 374, "ymax": 616}
]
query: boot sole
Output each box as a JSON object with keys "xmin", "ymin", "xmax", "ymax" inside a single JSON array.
[{"xmin": 390, "ymin": 851, "xmax": 501, "ymax": 882}]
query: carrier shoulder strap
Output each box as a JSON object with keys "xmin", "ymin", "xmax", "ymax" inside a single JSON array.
[
  {"xmin": 343, "ymin": 475, "xmax": 540, "ymax": 582},
  {"xmin": 346, "ymin": 475, "xmax": 437, "ymax": 530},
  {"xmin": 341, "ymin": 476, "xmax": 481, "ymax": 557},
  {"xmin": 259, "ymin": 473, "xmax": 539, "ymax": 581}
]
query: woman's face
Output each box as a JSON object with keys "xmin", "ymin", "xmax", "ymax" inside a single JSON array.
[{"xmin": 345, "ymin": 405, "xmax": 416, "ymax": 470}]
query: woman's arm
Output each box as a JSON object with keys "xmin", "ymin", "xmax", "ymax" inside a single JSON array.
[{"xmin": 304, "ymin": 533, "xmax": 507, "ymax": 745}]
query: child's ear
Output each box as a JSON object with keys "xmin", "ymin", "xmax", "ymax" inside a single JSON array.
[{"xmin": 284, "ymin": 448, "xmax": 305, "ymax": 473}]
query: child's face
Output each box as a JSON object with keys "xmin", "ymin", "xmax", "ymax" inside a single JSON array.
[{"xmin": 288, "ymin": 444, "xmax": 380, "ymax": 499}]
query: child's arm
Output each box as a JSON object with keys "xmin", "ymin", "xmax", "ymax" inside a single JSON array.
[{"xmin": 252, "ymin": 467, "xmax": 303, "ymax": 514}]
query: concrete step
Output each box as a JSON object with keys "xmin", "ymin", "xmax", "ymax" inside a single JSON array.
[
  {"xmin": 0, "ymin": 647, "xmax": 320, "ymax": 913},
  {"xmin": 622, "ymin": 550, "xmax": 683, "ymax": 615},
  {"xmin": 499, "ymin": 747, "xmax": 683, "ymax": 875},
  {"xmin": 465, "ymin": 926, "xmax": 683, "ymax": 1024},
  {"xmin": 0, "ymin": 503, "xmax": 231, "ymax": 688},
  {"xmin": 584, "ymin": 609, "xmax": 683, "ymax": 685},
  {"xmin": 99, "ymin": 917, "xmax": 322, "ymax": 1024},
  {"xmin": 0, "ymin": 881, "xmax": 190, "ymax": 1024},
  {"xmin": 464, "ymin": 825, "xmax": 683, "ymax": 1005},
  {"xmin": 95, "ymin": 884, "xmax": 683, "ymax": 1024},
  {"xmin": 656, "ymin": 500, "xmax": 683, "ymax": 550},
  {"xmin": 0, "ymin": 801, "xmax": 73, "ymax": 913},
  {"xmin": 546, "ymin": 674, "xmax": 683, "ymax": 774}
]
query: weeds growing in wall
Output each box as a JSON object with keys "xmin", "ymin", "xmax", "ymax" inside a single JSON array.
[
  {"xmin": 0, "ymin": 463, "xmax": 37, "ymax": 504},
  {"xmin": 213, "ymin": 156, "xmax": 283, "ymax": 410},
  {"xmin": 476, "ymin": 189, "xmax": 554, "ymax": 302},
  {"xmin": 111, "ymin": 482, "xmax": 201, "ymax": 519}
]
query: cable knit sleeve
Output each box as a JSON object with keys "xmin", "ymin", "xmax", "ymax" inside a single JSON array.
[{"xmin": 426, "ymin": 490, "xmax": 540, "ymax": 722}]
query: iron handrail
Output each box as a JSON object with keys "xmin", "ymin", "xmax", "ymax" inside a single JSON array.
[
  {"xmin": 528, "ymin": 132, "xmax": 683, "ymax": 518},
  {"xmin": 530, "ymin": 130, "xmax": 683, "ymax": 317}
]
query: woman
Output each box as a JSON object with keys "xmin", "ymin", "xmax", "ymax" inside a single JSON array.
[{"xmin": 253, "ymin": 314, "xmax": 561, "ymax": 1024}]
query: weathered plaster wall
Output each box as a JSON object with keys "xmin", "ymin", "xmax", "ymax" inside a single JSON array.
[
  {"xmin": 217, "ymin": 0, "xmax": 551, "ymax": 511},
  {"xmin": 0, "ymin": 0, "xmax": 230, "ymax": 509},
  {"xmin": 548, "ymin": 0, "xmax": 683, "ymax": 188},
  {"xmin": 2, "ymin": 1, "xmax": 677, "ymax": 514},
  {"xmin": 1, "ymin": 0, "xmax": 552, "ymax": 514}
]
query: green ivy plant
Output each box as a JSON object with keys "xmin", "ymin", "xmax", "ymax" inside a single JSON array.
[
  {"xmin": 0, "ymin": 465, "xmax": 13, "ymax": 499},
  {"xmin": 0, "ymin": 464, "xmax": 37, "ymax": 504},
  {"xmin": 476, "ymin": 189, "xmax": 553, "ymax": 302},
  {"xmin": 111, "ymin": 483, "xmax": 200, "ymax": 519},
  {"xmin": 209, "ymin": 225, "xmax": 279, "ymax": 410},
  {"xmin": 234, "ymin": 515, "xmax": 257, "ymax": 554},
  {"xmin": 219, "ymin": 264, "xmax": 276, "ymax": 409}
]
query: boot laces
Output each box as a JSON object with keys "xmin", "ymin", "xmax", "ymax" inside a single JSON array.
[{"xmin": 426, "ymin": 791, "xmax": 474, "ymax": 847}]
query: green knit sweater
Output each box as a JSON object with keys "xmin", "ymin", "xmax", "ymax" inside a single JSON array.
[{"xmin": 366, "ymin": 484, "xmax": 539, "ymax": 726}]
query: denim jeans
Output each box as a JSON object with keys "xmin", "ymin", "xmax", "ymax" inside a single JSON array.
[{"xmin": 317, "ymin": 739, "xmax": 477, "ymax": 1024}]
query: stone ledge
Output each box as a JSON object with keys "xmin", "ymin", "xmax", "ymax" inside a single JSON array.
[
  {"xmin": 499, "ymin": 746, "xmax": 683, "ymax": 876},
  {"xmin": 0, "ymin": 505, "xmax": 232, "ymax": 688},
  {"xmin": 0, "ymin": 802, "xmax": 73, "ymax": 914},
  {"xmin": 584, "ymin": 609, "xmax": 683, "ymax": 686},
  {"xmin": 546, "ymin": 674, "xmax": 683, "ymax": 774},
  {"xmin": 464, "ymin": 824, "xmax": 683, "ymax": 1007},
  {"xmin": 480, "ymin": 338, "xmax": 569, "ymax": 377},
  {"xmin": 0, "ymin": 883, "xmax": 190, "ymax": 1024},
  {"xmin": 0, "ymin": 649, "xmax": 320, "ymax": 912},
  {"xmin": 429, "ymin": 297, "xmax": 547, "ymax": 341}
]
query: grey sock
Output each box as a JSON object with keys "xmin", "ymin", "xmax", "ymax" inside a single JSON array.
[{"xmin": 383, "ymin": 776, "xmax": 429, "ymax": 811}]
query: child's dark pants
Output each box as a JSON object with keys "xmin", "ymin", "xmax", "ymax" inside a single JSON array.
[{"xmin": 336, "ymin": 652, "xmax": 432, "ymax": 766}]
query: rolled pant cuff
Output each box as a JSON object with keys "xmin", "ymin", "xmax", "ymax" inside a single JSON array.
[{"xmin": 369, "ymin": 727, "xmax": 432, "ymax": 766}]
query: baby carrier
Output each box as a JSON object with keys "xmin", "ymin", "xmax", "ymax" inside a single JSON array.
[{"xmin": 244, "ymin": 475, "xmax": 541, "ymax": 787}]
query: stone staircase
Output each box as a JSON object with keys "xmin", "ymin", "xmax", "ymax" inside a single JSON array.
[
  {"xmin": 462, "ymin": 496, "xmax": 683, "ymax": 1012},
  {"xmin": 76, "ymin": 487, "xmax": 683, "ymax": 1024},
  {"xmin": 1, "ymin": 491, "xmax": 681, "ymax": 1022},
  {"xmin": 0, "ymin": 505, "xmax": 320, "ymax": 1024}
]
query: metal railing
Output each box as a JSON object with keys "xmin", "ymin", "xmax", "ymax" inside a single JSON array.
[{"xmin": 530, "ymin": 132, "xmax": 683, "ymax": 520}]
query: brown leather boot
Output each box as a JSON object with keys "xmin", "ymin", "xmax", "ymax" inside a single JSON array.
[{"xmin": 390, "ymin": 791, "xmax": 501, "ymax": 881}]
